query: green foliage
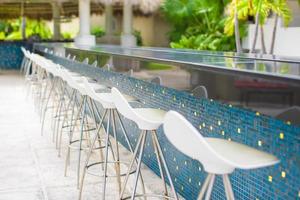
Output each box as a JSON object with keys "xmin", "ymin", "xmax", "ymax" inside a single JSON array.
[
  {"xmin": 142, "ymin": 62, "xmax": 173, "ymax": 70},
  {"xmin": 0, "ymin": 32, "xmax": 5, "ymax": 40},
  {"xmin": 62, "ymin": 32, "xmax": 72, "ymax": 39},
  {"xmin": 270, "ymin": 0, "xmax": 292, "ymax": 26},
  {"xmin": 26, "ymin": 19, "xmax": 52, "ymax": 39},
  {"xmin": 162, "ymin": 0, "xmax": 237, "ymax": 51},
  {"xmin": 0, "ymin": 18, "xmax": 52, "ymax": 40},
  {"xmin": 225, "ymin": 0, "xmax": 291, "ymax": 36},
  {"xmin": 91, "ymin": 26, "xmax": 105, "ymax": 38},
  {"xmin": 133, "ymin": 30, "xmax": 143, "ymax": 46}
]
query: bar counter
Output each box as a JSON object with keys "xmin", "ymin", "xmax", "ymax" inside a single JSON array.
[{"xmin": 33, "ymin": 42, "xmax": 300, "ymax": 200}]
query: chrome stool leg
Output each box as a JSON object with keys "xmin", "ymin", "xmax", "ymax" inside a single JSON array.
[
  {"xmin": 197, "ymin": 174, "xmax": 212, "ymax": 200},
  {"xmin": 102, "ymin": 109, "xmax": 111, "ymax": 198},
  {"xmin": 119, "ymin": 131, "xmax": 146, "ymax": 199},
  {"xmin": 78, "ymin": 109, "xmax": 108, "ymax": 200},
  {"xmin": 196, "ymin": 174, "xmax": 215, "ymax": 200},
  {"xmin": 120, "ymin": 130, "xmax": 178, "ymax": 200},
  {"xmin": 151, "ymin": 131, "xmax": 168, "ymax": 197},
  {"xmin": 77, "ymin": 95, "xmax": 88, "ymax": 188},
  {"xmin": 130, "ymin": 131, "xmax": 147, "ymax": 199},
  {"xmin": 64, "ymin": 94, "xmax": 85, "ymax": 177},
  {"xmin": 57, "ymin": 89, "xmax": 76, "ymax": 157},
  {"xmin": 79, "ymin": 108, "xmax": 146, "ymax": 200},
  {"xmin": 55, "ymin": 86, "xmax": 76, "ymax": 146},
  {"xmin": 223, "ymin": 175, "xmax": 235, "ymax": 200},
  {"xmin": 204, "ymin": 174, "xmax": 215, "ymax": 200},
  {"xmin": 152, "ymin": 131, "xmax": 178, "ymax": 200},
  {"xmin": 41, "ymin": 77, "xmax": 56, "ymax": 135},
  {"xmin": 112, "ymin": 111, "xmax": 121, "ymax": 193}
]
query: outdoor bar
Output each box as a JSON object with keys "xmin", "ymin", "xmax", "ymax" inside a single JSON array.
[
  {"xmin": 30, "ymin": 42, "xmax": 299, "ymax": 199},
  {"xmin": 1, "ymin": 0, "xmax": 300, "ymax": 199}
]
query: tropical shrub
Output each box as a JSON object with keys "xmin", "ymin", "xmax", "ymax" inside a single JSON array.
[
  {"xmin": 133, "ymin": 30, "xmax": 143, "ymax": 46},
  {"xmin": 162, "ymin": 0, "xmax": 240, "ymax": 51},
  {"xmin": 62, "ymin": 32, "xmax": 72, "ymax": 39},
  {"xmin": 0, "ymin": 18, "xmax": 52, "ymax": 40},
  {"xmin": 91, "ymin": 26, "xmax": 105, "ymax": 38},
  {"xmin": 225, "ymin": 0, "xmax": 291, "ymax": 54}
]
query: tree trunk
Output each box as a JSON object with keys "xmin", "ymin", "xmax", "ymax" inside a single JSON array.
[
  {"xmin": 250, "ymin": 12, "xmax": 260, "ymax": 53},
  {"xmin": 260, "ymin": 25, "xmax": 267, "ymax": 54},
  {"xmin": 269, "ymin": 14, "xmax": 279, "ymax": 55},
  {"xmin": 234, "ymin": 1, "xmax": 242, "ymax": 53}
]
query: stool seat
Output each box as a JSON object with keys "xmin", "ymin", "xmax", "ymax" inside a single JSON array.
[
  {"xmin": 111, "ymin": 88, "xmax": 167, "ymax": 130},
  {"xmin": 206, "ymin": 138, "xmax": 279, "ymax": 170},
  {"xmin": 78, "ymin": 82, "xmax": 106, "ymax": 91},
  {"xmin": 133, "ymin": 108, "xmax": 166, "ymax": 129},
  {"xmin": 67, "ymin": 71, "xmax": 81, "ymax": 77},
  {"xmin": 93, "ymin": 93, "xmax": 138, "ymax": 109}
]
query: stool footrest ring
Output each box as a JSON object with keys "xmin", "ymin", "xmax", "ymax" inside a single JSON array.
[{"xmin": 86, "ymin": 161, "xmax": 136, "ymax": 178}]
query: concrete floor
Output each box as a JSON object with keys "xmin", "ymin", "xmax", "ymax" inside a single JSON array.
[
  {"xmin": 0, "ymin": 70, "xmax": 113, "ymax": 200},
  {"xmin": 0, "ymin": 70, "xmax": 178, "ymax": 200}
]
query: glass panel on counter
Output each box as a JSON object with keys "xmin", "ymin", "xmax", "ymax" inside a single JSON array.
[{"xmin": 46, "ymin": 44, "xmax": 300, "ymax": 126}]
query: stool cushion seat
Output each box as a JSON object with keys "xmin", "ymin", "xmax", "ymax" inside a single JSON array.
[
  {"xmin": 93, "ymin": 93, "xmax": 137, "ymax": 109},
  {"xmin": 206, "ymin": 138, "xmax": 279, "ymax": 170},
  {"xmin": 69, "ymin": 71, "xmax": 81, "ymax": 77},
  {"xmin": 133, "ymin": 108, "xmax": 166, "ymax": 130},
  {"xmin": 76, "ymin": 82, "xmax": 106, "ymax": 95}
]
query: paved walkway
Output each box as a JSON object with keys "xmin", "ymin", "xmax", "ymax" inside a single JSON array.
[{"xmin": 0, "ymin": 71, "xmax": 121, "ymax": 200}]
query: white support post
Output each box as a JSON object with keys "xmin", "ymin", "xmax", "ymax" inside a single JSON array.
[
  {"xmin": 105, "ymin": 4, "xmax": 113, "ymax": 36},
  {"xmin": 52, "ymin": 1, "xmax": 61, "ymax": 40},
  {"xmin": 75, "ymin": 0, "xmax": 95, "ymax": 46},
  {"xmin": 121, "ymin": 0, "xmax": 136, "ymax": 47},
  {"xmin": 21, "ymin": 2, "xmax": 26, "ymax": 40}
]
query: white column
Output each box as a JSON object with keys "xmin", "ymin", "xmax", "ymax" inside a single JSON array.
[
  {"xmin": 52, "ymin": 2, "xmax": 61, "ymax": 40},
  {"xmin": 121, "ymin": 0, "xmax": 136, "ymax": 47},
  {"xmin": 21, "ymin": 2, "xmax": 26, "ymax": 40},
  {"xmin": 75, "ymin": 0, "xmax": 95, "ymax": 46},
  {"xmin": 105, "ymin": 4, "xmax": 113, "ymax": 36}
]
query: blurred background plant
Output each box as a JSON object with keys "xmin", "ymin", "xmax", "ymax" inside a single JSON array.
[
  {"xmin": 162, "ymin": 0, "xmax": 293, "ymax": 54},
  {"xmin": 0, "ymin": 18, "xmax": 52, "ymax": 40},
  {"xmin": 133, "ymin": 30, "xmax": 143, "ymax": 46},
  {"xmin": 61, "ymin": 31, "xmax": 72, "ymax": 40},
  {"xmin": 225, "ymin": 0, "xmax": 291, "ymax": 54},
  {"xmin": 162, "ymin": 0, "xmax": 240, "ymax": 51},
  {"xmin": 91, "ymin": 26, "xmax": 105, "ymax": 38}
]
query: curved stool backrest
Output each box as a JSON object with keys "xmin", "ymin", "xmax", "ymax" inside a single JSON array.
[
  {"xmin": 21, "ymin": 46, "xmax": 26, "ymax": 55},
  {"xmin": 83, "ymin": 58, "xmax": 89, "ymax": 64},
  {"xmin": 53, "ymin": 64, "xmax": 65, "ymax": 79},
  {"xmin": 163, "ymin": 111, "xmax": 232, "ymax": 172},
  {"xmin": 92, "ymin": 61, "xmax": 98, "ymax": 67},
  {"xmin": 191, "ymin": 85, "xmax": 208, "ymax": 98},
  {"xmin": 64, "ymin": 70, "xmax": 86, "ymax": 95},
  {"xmin": 82, "ymin": 77, "xmax": 98, "ymax": 100},
  {"xmin": 111, "ymin": 87, "xmax": 137, "ymax": 121},
  {"xmin": 150, "ymin": 76, "xmax": 162, "ymax": 85},
  {"xmin": 102, "ymin": 64, "xmax": 111, "ymax": 71}
]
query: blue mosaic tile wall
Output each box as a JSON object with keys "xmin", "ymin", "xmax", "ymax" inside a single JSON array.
[
  {"xmin": 42, "ymin": 52, "xmax": 300, "ymax": 200},
  {"xmin": 0, "ymin": 41, "xmax": 32, "ymax": 69}
]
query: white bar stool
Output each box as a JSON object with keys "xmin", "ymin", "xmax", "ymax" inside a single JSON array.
[
  {"xmin": 60, "ymin": 69, "xmax": 108, "ymax": 187},
  {"xmin": 111, "ymin": 87, "xmax": 178, "ymax": 200},
  {"xmin": 20, "ymin": 47, "xmax": 28, "ymax": 74},
  {"xmin": 78, "ymin": 78, "xmax": 146, "ymax": 200},
  {"xmin": 163, "ymin": 111, "xmax": 280, "ymax": 200}
]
